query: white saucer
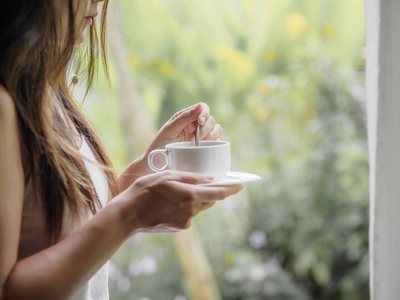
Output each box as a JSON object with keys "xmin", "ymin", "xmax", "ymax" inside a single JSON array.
[{"xmin": 201, "ymin": 171, "xmax": 261, "ymax": 186}]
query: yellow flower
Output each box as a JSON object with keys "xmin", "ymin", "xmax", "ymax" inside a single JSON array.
[
  {"xmin": 285, "ymin": 13, "xmax": 309, "ymax": 37},
  {"xmin": 158, "ymin": 62, "xmax": 175, "ymax": 76},
  {"xmin": 224, "ymin": 253, "xmax": 235, "ymax": 266},
  {"xmin": 264, "ymin": 51, "xmax": 280, "ymax": 62},
  {"xmin": 322, "ymin": 26, "xmax": 336, "ymax": 37}
]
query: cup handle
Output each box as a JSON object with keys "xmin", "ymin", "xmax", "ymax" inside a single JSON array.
[{"xmin": 148, "ymin": 149, "xmax": 168, "ymax": 172}]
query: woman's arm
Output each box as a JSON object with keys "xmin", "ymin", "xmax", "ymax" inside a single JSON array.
[
  {"xmin": 0, "ymin": 89, "xmax": 131, "ymax": 299},
  {"xmin": 115, "ymin": 153, "xmax": 150, "ymax": 194},
  {"xmin": 3, "ymin": 201, "xmax": 130, "ymax": 299},
  {"xmin": 0, "ymin": 88, "xmax": 242, "ymax": 299},
  {"xmin": 0, "ymin": 87, "xmax": 25, "ymax": 299},
  {"xmin": 3, "ymin": 173, "xmax": 241, "ymax": 300}
]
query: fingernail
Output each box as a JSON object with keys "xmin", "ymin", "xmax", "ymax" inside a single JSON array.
[
  {"xmin": 200, "ymin": 116, "xmax": 206, "ymax": 125},
  {"xmin": 203, "ymin": 176, "xmax": 214, "ymax": 183},
  {"xmin": 192, "ymin": 103, "xmax": 201, "ymax": 111}
]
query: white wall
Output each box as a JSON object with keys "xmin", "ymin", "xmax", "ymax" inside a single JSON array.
[{"xmin": 366, "ymin": 0, "xmax": 400, "ymax": 298}]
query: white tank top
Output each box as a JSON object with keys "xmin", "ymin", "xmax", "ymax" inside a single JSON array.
[{"xmin": 70, "ymin": 137, "xmax": 110, "ymax": 300}]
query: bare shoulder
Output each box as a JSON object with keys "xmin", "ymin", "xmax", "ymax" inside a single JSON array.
[
  {"xmin": 0, "ymin": 84, "xmax": 22, "ymax": 166},
  {"xmin": 0, "ymin": 85, "xmax": 17, "ymax": 120},
  {"xmin": 0, "ymin": 84, "xmax": 24, "ymax": 196}
]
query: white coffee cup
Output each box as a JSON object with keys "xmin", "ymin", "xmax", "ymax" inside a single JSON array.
[{"xmin": 147, "ymin": 141, "xmax": 231, "ymax": 183}]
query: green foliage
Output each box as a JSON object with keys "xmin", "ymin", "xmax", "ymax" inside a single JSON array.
[{"xmin": 86, "ymin": 0, "xmax": 368, "ymax": 299}]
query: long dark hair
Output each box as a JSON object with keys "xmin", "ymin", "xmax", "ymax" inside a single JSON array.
[{"xmin": 0, "ymin": 0, "xmax": 118, "ymax": 244}]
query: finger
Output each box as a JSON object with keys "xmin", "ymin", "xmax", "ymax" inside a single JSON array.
[
  {"xmin": 141, "ymin": 226, "xmax": 184, "ymax": 233},
  {"xmin": 175, "ymin": 203, "xmax": 215, "ymax": 227},
  {"xmin": 163, "ymin": 220, "xmax": 192, "ymax": 230},
  {"xmin": 197, "ymin": 102, "xmax": 210, "ymax": 126},
  {"xmin": 153, "ymin": 172, "xmax": 214, "ymax": 204},
  {"xmin": 171, "ymin": 103, "xmax": 198, "ymax": 120},
  {"xmin": 166, "ymin": 104, "xmax": 201, "ymax": 133},
  {"xmin": 193, "ymin": 184, "xmax": 244, "ymax": 202},
  {"xmin": 167, "ymin": 181, "xmax": 243, "ymax": 203},
  {"xmin": 203, "ymin": 124, "xmax": 223, "ymax": 140},
  {"xmin": 161, "ymin": 170, "xmax": 214, "ymax": 185},
  {"xmin": 187, "ymin": 116, "xmax": 216, "ymax": 141},
  {"xmin": 183, "ymin": 122, "xmax": 197, "ymax": 140},
  {"xmin": 174, "ymin": 203, "xmax": 215, "ymax": 225},
  {"xmin": 196, "ymin": 201, "xmax": 216, "ymax": 213},
  {"xmin": 199, "ymin": 116, "xmax": 216, "ymax": 139}
]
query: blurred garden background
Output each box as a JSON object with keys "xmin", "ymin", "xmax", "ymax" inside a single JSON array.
[{"xmin": 77, "ymin": 0, "xmax": 368, "ymax": 299}]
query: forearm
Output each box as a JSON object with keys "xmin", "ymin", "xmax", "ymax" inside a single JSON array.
[
  {"xmin": 116, "ymin": 153, "xmax": 153, "ymax": 194},
  {"xmin": 2, "ymin": 200, "xmax": 134, "ymax": 300}
]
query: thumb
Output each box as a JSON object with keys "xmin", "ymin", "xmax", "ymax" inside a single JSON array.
[{"xmin": 164, "ymin": 171, "xmax": 214, "ymax": 185}]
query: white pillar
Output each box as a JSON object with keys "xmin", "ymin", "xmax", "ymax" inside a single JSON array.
[{"xmin": 366, "ymin": 0, "xmax": 400, "ymax": 299}]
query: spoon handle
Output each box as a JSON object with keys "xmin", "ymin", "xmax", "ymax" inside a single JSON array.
[{"xmin": 195, "ymin": 121, "xmax": 200, "ymax": 147}]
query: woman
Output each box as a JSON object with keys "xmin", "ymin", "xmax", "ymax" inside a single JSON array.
[{"xmin": 0, "ymin": 0, "xmax": 243, "ymax": 299}]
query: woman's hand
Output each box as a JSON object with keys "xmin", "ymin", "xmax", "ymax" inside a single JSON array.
[
  {"xmin": 117, "ymin": 171, "xmax": 243, "ymax": 234},
  {"xmin": 148, "ymin": 102, "xmax": 222, "ymax": 152},
  {"xmin": 116, "ymin": 102, "xmax": 224, "ymax": 194},
  {"xmin": 115, "ymin": 102, "xmax": 224, "ymax": 193}
]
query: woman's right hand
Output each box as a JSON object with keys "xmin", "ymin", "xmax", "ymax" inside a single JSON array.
[{"xmin": 117, "ymin": 171, "xmax": 243, "ymax": 234}]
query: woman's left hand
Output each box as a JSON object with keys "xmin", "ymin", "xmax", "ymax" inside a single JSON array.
[{"xmin": 147, "ymin": 102, "xmax": 222, "ymax": 152}]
